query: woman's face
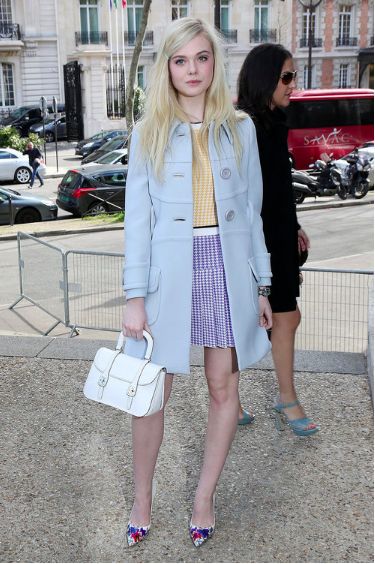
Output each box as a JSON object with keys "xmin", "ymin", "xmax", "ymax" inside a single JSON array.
[
  {"xmin": 168, "ymin": 33, "xmax": 214, "ymax": 102},
  {"xmin": 271, "ymin": 58, "xmax": 296, "ymax": 110}
]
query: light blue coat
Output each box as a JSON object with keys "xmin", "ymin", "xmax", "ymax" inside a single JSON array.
[{"xmin": 123, "ymin": 116, "xmax": 272, "ymax": 374}]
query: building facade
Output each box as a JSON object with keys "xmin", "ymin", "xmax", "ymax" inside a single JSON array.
[{"xmin": 0, "ymin": 0, "xmax": 373, "ymax": 137}]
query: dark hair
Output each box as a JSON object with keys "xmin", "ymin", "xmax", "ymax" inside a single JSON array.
[{"xmin": 237, "ymin": 43, "xmax": 292, "ymax": 128}]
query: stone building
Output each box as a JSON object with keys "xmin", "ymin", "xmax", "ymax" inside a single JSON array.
[{"xmin": 0, "ymin": 0, "xmax": 373, "ymax": 137}]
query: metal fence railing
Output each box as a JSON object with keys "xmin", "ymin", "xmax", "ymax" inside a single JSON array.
[
  {"xmin": 296, "ymin": 268, "xmax": 373, "ymax": 353},
  {"xmin": 10, "ymin": 233, "xmax": 374, "ymax": 353}
]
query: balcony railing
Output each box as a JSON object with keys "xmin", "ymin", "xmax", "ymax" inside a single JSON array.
[
  {"xmin": 370, "ymin": 36, "xmax": 374, "ymax": 46},
  {"xmin": 300, "ymin": 37, "xmax": 323, "ymax": 48},
  {"xmin": 0, "ymin": 22, "xmax": 21, "ymax": 40},
  {"xmin": 249, "ymin": 29, "xmax": 277, "ymax": 43},
  {"xmin": 75, "ymin": 31, "xmax": 108, "ymax": 46},
  {"xmin": 124, "ymin": 30, "xmax": 154, "ymax": 46},
  {"xmin": 336, "ymin": 36, "xmax": 358, "ymax": 47},
  {"xmin": 220, "ymin": 29, "xmax": 237, "ymax": 43}
]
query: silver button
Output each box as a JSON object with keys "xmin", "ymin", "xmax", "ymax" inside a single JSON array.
[
  {"xmin": 225, "ymin": 210, "xmax": 235, "ymax": 221},
  {"xmin": 220, "ymin": 167, "xmax": 231, "ymax": 179}
]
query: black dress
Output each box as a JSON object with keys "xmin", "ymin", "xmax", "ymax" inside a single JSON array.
[{"xmin": 253, "ymin": 108, "xmax": 300, "ymax": 313}]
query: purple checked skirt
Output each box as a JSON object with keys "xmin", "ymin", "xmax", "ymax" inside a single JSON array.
[{"xmin": 191, "ymin": 234, "xmax": 235, "ymax": 348}]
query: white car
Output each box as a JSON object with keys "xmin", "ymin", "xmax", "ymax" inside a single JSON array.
[
  {"xmin": 0, "ymin": 148, "xmax": 32, "ymax": 184},
  {"xmin": 80, "ymin": 148, "xmax": 128, "ymax": 169}
]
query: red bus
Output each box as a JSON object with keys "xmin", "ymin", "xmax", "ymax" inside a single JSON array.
[{"xmin": 285, "ymin": 89, "xmax": 374, "ymax": 170}]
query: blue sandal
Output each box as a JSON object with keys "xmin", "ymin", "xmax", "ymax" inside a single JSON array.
[{"xmin": 273, "ymin": 399, "xmax": 319, "ymax": 436}]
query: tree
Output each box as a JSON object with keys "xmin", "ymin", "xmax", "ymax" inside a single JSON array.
[{"xmin": 125, "ymin": 0, "xmax": 152, "ymax": 132}]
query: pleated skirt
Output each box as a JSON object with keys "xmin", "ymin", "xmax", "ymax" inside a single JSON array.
[{"xmin": 191, "ymin": 233, "xmax": 235, "ymax": 348}]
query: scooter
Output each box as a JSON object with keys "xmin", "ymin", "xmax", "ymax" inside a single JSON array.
[
  {"xmin": 334, "ymin": 148, "xmax": 370, "ymax": 199},
  {"xmin": 292, "ymin": 159, "xmax": 344, "ymax": 204}
]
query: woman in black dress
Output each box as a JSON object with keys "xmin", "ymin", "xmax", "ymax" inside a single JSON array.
[{"xmin": 237, "ymin": 43, "xmax": 319, "ymax": 436}]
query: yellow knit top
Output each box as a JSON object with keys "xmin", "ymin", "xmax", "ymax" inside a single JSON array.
[{"xmin": 191, "ymin": 125, "xmax": 218, "ymax": 228}]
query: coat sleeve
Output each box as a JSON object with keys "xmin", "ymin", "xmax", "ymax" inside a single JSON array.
[
  {"xmin": 246, "ymin": 118, "xmax": 272, "ymax": 286},
  {"xmin": 123, "ymin": 127, "xmax": 152, "ymax": 299}
]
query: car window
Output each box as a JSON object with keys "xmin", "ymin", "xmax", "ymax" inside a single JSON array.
[
  {"xmin": 60, "ymin": 171, "xmax": 82, "ymax": 188},
  {"xmin": 95, "ymin": 172, "xmax": 126, "ymax": 186},
  {"xmin": 28, "ymin": 109, "xmax": 41, "ymax": 119},
  {"xmin": 0, "ymin": 151, "xmax": 16, "ymax": 159}
]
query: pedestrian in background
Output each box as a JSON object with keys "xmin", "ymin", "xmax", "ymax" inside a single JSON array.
[
  {"xmin": 237, "ymin": 43, "xmax": 319, "ymax": 436},
  {"xmin": 122, "ymin": 17, "xmax": 272, "ymax": 548},
  {"xmin": 23, "ymin": 141, "xmax": 44, "ymax": 188}
]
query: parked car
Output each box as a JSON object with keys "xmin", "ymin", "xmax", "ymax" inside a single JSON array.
[
  {"xmin": 75, "ymin": 130, "xmax": 127, "ymax": 158},
  {"xmin": 81, "ymin": 135, "xmax": 127, "ymax": 164},
  {"xmin": 81, "ymin": 149, "xmax": 128, "ymax": 168},
  {"xmin": 0, "ymin": 148, "xmax": 32, "ymax": 184},
  {"xmin": 0, "ymin": 187, "xmax": 57, "ymax": 224},
  {"xmin": 0, "ymin": 104, "xmax": 65, "ymax": 137},
  {"xmin": 29, "ymin": 116, "xmax": 67, "ymax": 142},
  {"xmin": 56, "ymin": 165, "xmax": 127, "ymax": 217}
]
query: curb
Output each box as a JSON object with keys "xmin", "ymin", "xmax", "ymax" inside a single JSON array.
[{"xmin": 0, "ymin": 197, "xmax": 372, "ymax": 242}]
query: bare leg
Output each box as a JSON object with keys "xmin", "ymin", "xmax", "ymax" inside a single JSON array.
[
  {"xmin": 192, "ymin": 347, "xmax": 240, "ymax": 527},
  {"xmin": 129, "ymin": 374, "xmax": 173, "ymax": 525},
  {"xmin": 271, "ymin": 307, "xmax": 310, "ymax": 420}
]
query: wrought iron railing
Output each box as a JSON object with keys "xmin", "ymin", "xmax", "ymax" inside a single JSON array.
[
  {"xmin": 336, "ymin": 36, "xmax": 358, "ymax": 47},
  {"xmin": 75, "ymin": 31, "xmax": 108, "ymax": 46},
  {"xmin": 124, "ymin": 30, "xmax": 154, "ymax": 46},
  {"xmin": 220, "ymin": 29, "xmax": 238, "ymax": 43},
  {"xmin": 0, "ymin": 22, "xmax": 21, "ymax": 40},
  {"xmin": 300, "ymin": 37, "xmax": 323, "ymax": 48},
  {"xmin": 249, "ymin": 29, "xmax": 277, "ymax": 43}
]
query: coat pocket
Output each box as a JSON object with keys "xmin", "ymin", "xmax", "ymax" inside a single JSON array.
[
  {"xmin": 145, "ymin": 266, "xmax": 162, "ymax": 325},
  {"xmin": 247, "ymin": 258, "xmax": 260, "ymax": 314}
]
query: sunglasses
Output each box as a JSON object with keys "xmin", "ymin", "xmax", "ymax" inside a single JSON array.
[{"xmin": 280, "ymin": 70, "xmax": 297, "ymax": 85}]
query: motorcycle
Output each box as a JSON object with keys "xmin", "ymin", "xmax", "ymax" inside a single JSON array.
[
  {"xmin": 333, "ymin": 148, "xmax": 371, "ymax": 199},
  {"xmin": 292, "ymin": 159, "xmax": 344, "ymax": 204}
]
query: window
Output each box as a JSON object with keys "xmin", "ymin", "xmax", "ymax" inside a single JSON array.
[
  {"xmin": 254, "ymin": 0, "xmax": 269, "ymax": 40},
  {"xmin": 0, "ymin": 150, "xmax": 16, "ymax": 159},
  {"xmin": 0, "ymin": 0, "xmax": 12, "ymax": 23},
  {"xmin": 172, "ymin": 0, "xmax": 188, "ymax": 20},
  {"xmin": 127, "ymin": 0, "xmax": 143, "ymax": 37},
  {"xmin": 97, "ymin": 172, "xmax": 126, "ymax": 186},
  {"xmin": 137, "ymin": 65, "xmax": 145, "ymax": 89},
  {"xmin": 302, "ymin": 7, "xmax": 316, "ymax": 40},
  {"xmin": 339, "ymin": 5, "xmax": 352, "ymax": 40},
  {"xmin": 220, "ymin": 0, "xmax": 229, "ymax": 31},
  {"xmin": 0, "ymin": 63, "xmax": 14, "ymax": 106},
  {"xmin": 285, "ymin": 98, "xmax": 374, "ymax": 129},
  {"xmin": 80, "ymin": 0, "xmax": 99, "ymax": 38},
  {"xmin": 339, "ymin": 63, "xmax": 350, "ymax": 88},
  {"xmin": 303, "ymin": 65, "xmax": 316, "ymax": 88}
]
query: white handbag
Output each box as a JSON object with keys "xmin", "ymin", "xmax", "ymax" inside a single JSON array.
[{"xmin": 83, "ymin": 331, "xmax": 166, "ymax": 417}]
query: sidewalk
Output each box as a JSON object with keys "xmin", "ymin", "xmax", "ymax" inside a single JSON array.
[
  {"xmin": 0, "ymin": 193, "xmax": 373, "ymax": 241},
  {"xmin": 0, "ymin": 335, "xmax": 373, "ymax": 563}
]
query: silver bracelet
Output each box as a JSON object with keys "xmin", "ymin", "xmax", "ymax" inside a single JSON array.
[{"xmin": 258, "ymin": 286, "xmax": 271, "ymax": 297}]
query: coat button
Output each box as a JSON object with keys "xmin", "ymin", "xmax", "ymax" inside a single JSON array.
[
  {"xmin": 225, "ymin": 209, "xmax": 235, "ymax": 221},
  {"xmin": 220, "ymin": 167, "xmax": 231, "ymax": 179}
]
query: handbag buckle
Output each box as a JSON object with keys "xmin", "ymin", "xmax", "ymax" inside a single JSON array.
[
  {"xmin": 98, "ymin": 376, "xmax": 107, "ymax": 387},
  {"xmin": 127, "ymin": 384, "xmax": 136, "ymax": 397}
]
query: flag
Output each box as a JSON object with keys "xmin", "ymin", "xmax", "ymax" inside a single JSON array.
[
  {"xmin": 109, "ymin": 0, "xmax": 112, "ymax": 8},
  {"xmin": 113, "ymin": 0, "xmax": 118, "ymax": 7},
  {"xmin": 122, "ymin": 0, "xmax": 127, "ymax": 7}
]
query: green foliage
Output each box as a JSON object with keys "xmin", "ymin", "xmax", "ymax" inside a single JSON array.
[
  {"xmin": 0, "ymin": 126, "xmax": 42, "ymax": 152},
  {"xmin": 82, "ymin": 211, "xmax": 124, "ymax": 223}
]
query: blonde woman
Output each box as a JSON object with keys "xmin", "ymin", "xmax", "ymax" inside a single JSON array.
[{"xmin": 122, "ymin": 17, "xmax": 272, "ymax": 548}]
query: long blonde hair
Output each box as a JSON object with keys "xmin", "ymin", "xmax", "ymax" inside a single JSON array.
[{"xmin": 137, "ymin": 17, "xmax": 244, "ymax": 180}]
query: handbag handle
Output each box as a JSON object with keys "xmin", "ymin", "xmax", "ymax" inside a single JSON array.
[{"xmin": 116, "ymin": 330, "xmax": 154, "ymax": 360}]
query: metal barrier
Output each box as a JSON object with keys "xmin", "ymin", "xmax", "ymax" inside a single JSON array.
[
  {"xmin": 10, "ymin": 233, "xmax": 373, "ymax": 352},
  {"xmin": 297, "ymin": 267, "xmax": 373, "ymax": 353},
  {"xmin": 10, "ymin": 233, "xmax": 68, "ymax": 334},
  {"xmin": 66, "ymin": 250, "xmax": 125, "ymax": 334}
]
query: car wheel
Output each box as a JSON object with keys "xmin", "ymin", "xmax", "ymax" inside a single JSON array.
[
  {"xmin": 15, "ymin": 207, "xmax": 41, "ymax": 224},
  {"xmin": 14, "ymin": 167, "xmax": 31, "ymax": 184},
  {"xmin": 87, "ymin": 202, "xmax": 107, "ymax": 216},
  {"xmin": 45, "ymin": 131, "xmax": 54, "ymax": 143}
]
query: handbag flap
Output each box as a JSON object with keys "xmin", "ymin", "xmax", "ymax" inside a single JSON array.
[
  {"xmin": 92, "ymin": 347, "xmax": 119, "ymax": 373},
  {"xmin": 110, "ymin": 354, "xmax": 165, "ymax": 385}
]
